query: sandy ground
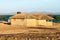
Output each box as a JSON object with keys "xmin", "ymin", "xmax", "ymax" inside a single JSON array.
[
  {"xmin": 0, "ymin": 23, "xmax": 60, "ymax": 34},
  {"xmin": 53, "ymin": 23, "xmax": 60, "ymax": 28}
]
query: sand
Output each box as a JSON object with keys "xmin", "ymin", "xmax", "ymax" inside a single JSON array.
[{"xmin": 0, "ymin": 23, "xmax": 60, "ymax": 34}]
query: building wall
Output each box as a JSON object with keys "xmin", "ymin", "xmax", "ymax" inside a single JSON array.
[
  {"xmin": 11, "ymin": 19, "xmax": 37, "ymax": 26},
  {"xmin": 38, "ymin": 20, "xmax": 47, "ymax": 26},
  {"xmin": 38, "ymin": 20, "xmax": 53, "ymax": 26},
  {"xmin": 46, "ymin": 22, "xmax": 53, "ymax": 27},
  {"xmin": 10, "ymin": 19, "xmax": 53, "ymax": 27},
  {"xmin": 11, "ymin": 19, "xmax": 25, "ymax": 26},
  {"xmin": 24, "ymin": 19, "xmax": 38, "ymax": 27}
]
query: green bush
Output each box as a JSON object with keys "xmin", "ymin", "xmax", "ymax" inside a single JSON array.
[
  {"xmin": 0, "ymin": 16, "xmax": 6, "ymax": 21},
  {"xmin": 53, "ymin": 16, "xmax": 60, "ymax": 20}
]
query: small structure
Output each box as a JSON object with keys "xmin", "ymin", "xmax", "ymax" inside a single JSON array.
[
  {"xmin": 8, "ymin": 12, "xmax": 54, "ymax": 27},
  {"xmin": 32, "ymin": 14, "xmax": 54, "ymax": 26}
]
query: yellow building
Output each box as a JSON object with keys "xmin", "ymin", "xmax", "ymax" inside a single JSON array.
[
  {"xmin": 32, "ymin": 14, "xmax": 54, "ymax": 26},
  {"xmin": 8, "ymin": 12, "xmax": 54, "ymax": 27}
]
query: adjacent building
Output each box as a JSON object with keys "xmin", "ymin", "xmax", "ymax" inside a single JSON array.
[{"xmin": 8, "ymin": 12, "xmax": 54, "ymax": 27}]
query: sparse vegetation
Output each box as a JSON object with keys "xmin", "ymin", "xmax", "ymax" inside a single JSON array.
[
  {"xmin": 48, "ymin": 15, "xmax": 60, "ymax": 20},
  {"xmin": 53, "ymin": 16, "xmax": 60, "ymax": 20},
  {"xmin": 0, "ymin": 16, "xmax": 6, "ymax": 21}
]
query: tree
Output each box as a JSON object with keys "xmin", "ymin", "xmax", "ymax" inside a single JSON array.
[
  {"xmin": 53, "ymin": 16, "xmax": 60, "ymax": 20},
  {"xmin": 0, "ymin": 16, "xmax": 6, "ymax": 21}
]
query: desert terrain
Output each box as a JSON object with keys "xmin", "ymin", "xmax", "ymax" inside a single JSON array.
[{"xmin": 0, "ymin": 22, "xmax": 60, "ymax": 34}]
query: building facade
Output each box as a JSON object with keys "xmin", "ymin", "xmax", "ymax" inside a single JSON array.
[{"xmin": 8, "ymin": 12, "xmax": 54, "ymax": 27}]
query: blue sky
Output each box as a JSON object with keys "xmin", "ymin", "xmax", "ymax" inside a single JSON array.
[{"xmin": 0, "ymin": 0, "xmax": 60, "ymax": 15}]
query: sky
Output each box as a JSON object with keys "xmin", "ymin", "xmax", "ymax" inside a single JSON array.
[{"xmin": 0, "ymin": 0, "xmax": 60, "ymax": 15}]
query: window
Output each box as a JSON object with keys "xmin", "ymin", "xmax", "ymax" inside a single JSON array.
[{"xmin": 46, "ymin": 20, "xmax": 52, "ymax": 22}]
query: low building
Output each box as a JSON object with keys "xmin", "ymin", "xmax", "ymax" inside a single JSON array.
[
  {"xmin": 8, "ymin": 12, "xmax": 54, "ymax": 27},
  {"xmin": 32, "ymin": 14, "xmax": 54, "ymax": 26}
]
